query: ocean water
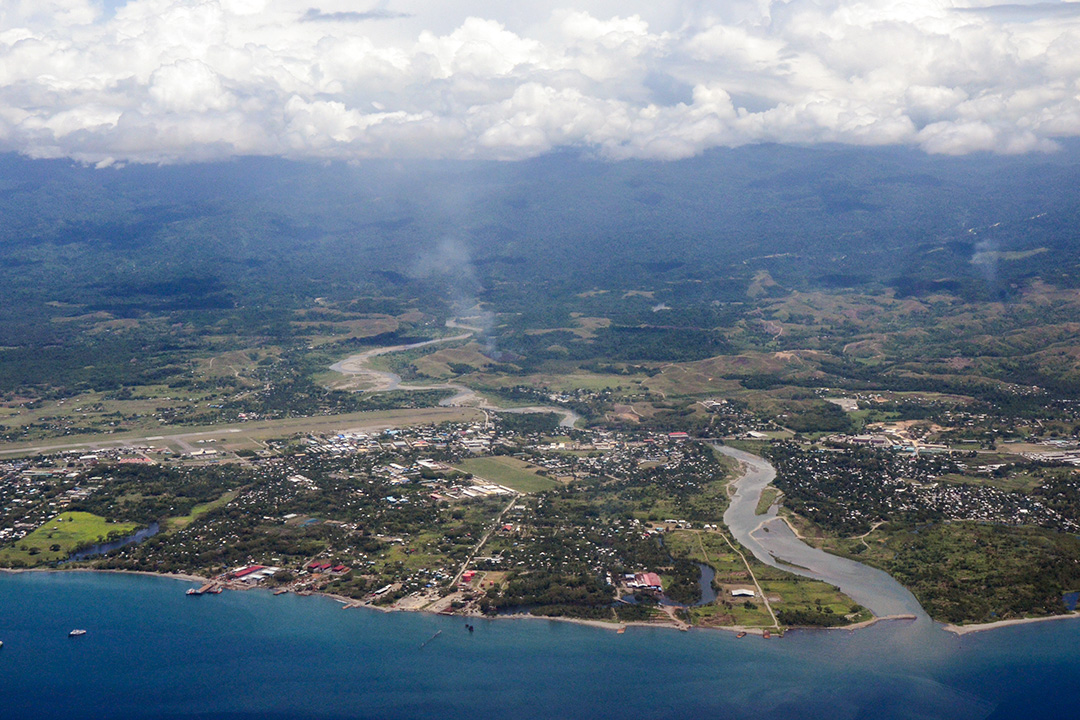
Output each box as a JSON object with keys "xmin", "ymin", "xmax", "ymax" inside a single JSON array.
[{"xmin": 1, "ymin": 572, "xmax": 1078, "ymax": 720}]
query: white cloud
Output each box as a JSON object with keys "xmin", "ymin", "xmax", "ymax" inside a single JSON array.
[{"xmin": 1, "ymin": 0, "xmax": 1079, "ymax": 162}]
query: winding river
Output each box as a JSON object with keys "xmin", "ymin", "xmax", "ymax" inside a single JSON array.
[
  {"xmin": 717, "ymin": 444, "xmax": 929, "ymax": 621},
  {"xmin": 329, "ymin": 322, "xmax": 582, "ymax": 428},
  {"xmin": 329, "ymin": 328, "xmax": 923, "ymax": 619}
]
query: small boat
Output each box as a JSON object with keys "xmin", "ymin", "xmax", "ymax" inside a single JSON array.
[
  {"xmin": 274, "ymin": 588, "xmax": 289, "ymax": 595},
  {"xmin": 0, "ymin": 639, "xmax": 5, "ymax": 648},
  {"xmin": 186, "ymin": 588, "xmax": 200, "ymax": 596},
  {"xmin": 69, "ymin": 629, "xmax": 87, "ymax": 638},
  {"xmin": 736, "ymin": 631, "xmax": 747, "ymax": 639},
  {"xmin": 762, "ymin": 630, "xmax": 771, "ymax": 639}
]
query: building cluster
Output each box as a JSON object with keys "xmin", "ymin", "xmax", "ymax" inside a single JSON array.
[
  {"xmin": 825, "ymin": 433, "xmax": 950, "ymax": 454},
  {"xmin": 300, "ymin": 423, "xmax": 503, "ymax": 457},
  {"xmin": 699, "ymin": 398, "xmax": 781, "ymax": 436},
  {"xmin": 770, "ymin": 444, "xmax": 1079, "ymax": 534},
  {"xmin": 0, "ymin": 459, "xmax": 93, "ymax": 543}
]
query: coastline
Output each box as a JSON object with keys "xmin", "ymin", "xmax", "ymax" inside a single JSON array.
[
  {"xmin": 1, "ymin": 566, "xmax": 213, "ymax": 585},
  {"xmin": 1, "ymin": 566, "xmax": 920, "ymax": 637},
  {"xmin": 943, "ymin": 611, "xmax": 1080, "ymax": 636}
]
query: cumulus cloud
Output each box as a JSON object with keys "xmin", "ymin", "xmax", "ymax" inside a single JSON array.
[
  {"xmin": 1, "ymin": 0, "xmax": 1080, "ymax": 163},
  {"xmin": 301, "ymin": 7, "xmax": 412, "ymax": 23}
]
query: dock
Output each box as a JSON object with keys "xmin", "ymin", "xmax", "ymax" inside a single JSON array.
[{"xmin": 187, "ymin": 582, "xmax": 224, "ymax": 596}]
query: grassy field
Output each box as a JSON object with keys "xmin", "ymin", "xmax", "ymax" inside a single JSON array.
[
  {"xmin": 665, "ymin": 529, "xmax": 869, "ymax": 628},
  {"xmin": 481, "ymin": 372, "xmax": 639, "ymax": 393},
  {"xmin": 164, "ymin": 491, "xmax": 239, "ymax": 531},
  {"xmin": 455, "ymin": 456, "xmax": 560, "ymax": 493},
  {"xmin": 937, "ymin": 472, "xmax": 1043, "ymax": 494},
  {"xmin": 0, "ymin": 511, "xmax": 139, "ymax": 565}
]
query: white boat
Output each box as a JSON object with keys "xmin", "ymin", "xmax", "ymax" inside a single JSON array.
[{"xmin": 68, "ymin": 629, "xmax": 87, "ymax": 637}]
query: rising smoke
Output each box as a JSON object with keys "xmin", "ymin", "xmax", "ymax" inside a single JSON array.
[{"xmin": 412, "ymin": 237, "xmax": 498, "ymax": 355}]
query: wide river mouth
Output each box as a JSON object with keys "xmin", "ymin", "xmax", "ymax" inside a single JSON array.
[{"xmin": 717, "ymin": 444, "xmax": 929, "ymax": 621}]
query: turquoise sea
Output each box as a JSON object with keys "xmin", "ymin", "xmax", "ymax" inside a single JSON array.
[{"xmin": 1, "ymin": 572, "xmax": 1078, "ymax": 719}]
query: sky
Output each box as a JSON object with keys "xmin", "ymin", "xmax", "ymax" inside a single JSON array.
[{"xmin": 1, "ymin": 0, "xmax": 1079, "ymax": 165}]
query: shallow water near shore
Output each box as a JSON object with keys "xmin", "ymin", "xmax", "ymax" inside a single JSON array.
[{"xmin": 1, "ymin": 572, "xmax": 1078, "ymax": 719}]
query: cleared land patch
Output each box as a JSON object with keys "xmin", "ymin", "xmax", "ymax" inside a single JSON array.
[
  {"xmin": 165, "ymin": 490, "xmax": 238, "ymax": 531},
  {"xmin": 455, "ymin": 456, "xmax": 559, "ymax": 494}
]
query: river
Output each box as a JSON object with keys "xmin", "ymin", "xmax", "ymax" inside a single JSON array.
[
  {"xmin": 65, "ymin": 523, "xmax": 160, "ymax": 563},
  {"xmin": 329, "ymin": 323, "xmax": 582, "ymax": 428},
  {"xmin": 717, "ymin": 444, "xmax": 929, "ymax": 621},
  {"xmin": 333, "ymin": 332, "xmax": 934, "ymax": 620}
]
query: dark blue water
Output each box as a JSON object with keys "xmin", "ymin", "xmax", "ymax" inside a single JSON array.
[{"xmin": 1, "ymin": 572, "xmax": 1078, "ymax": 720}]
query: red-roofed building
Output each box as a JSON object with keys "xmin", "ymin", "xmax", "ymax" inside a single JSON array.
[
  {"xmin": 641, "ymin": 572, "xmax": 663, "ymax": 589},
  {"xmin": 232, "ymin": 565, "xmax": 265, "ymax": 579},
  {"xmin": 628, "ymin": 572, "xmax": 663, "ymax": 590}
]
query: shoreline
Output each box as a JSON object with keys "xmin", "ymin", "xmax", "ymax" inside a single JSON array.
[
  {"xmin": 1, "ymin": 566, "xmax": 213, "ymax": 585},
  {"xmin": 943, "ymin": 611, "xmax": 1080, "ymax": 636},
  {"xmin": 2, "ymin": 566, "xmax": 930, "ymax": 637}
]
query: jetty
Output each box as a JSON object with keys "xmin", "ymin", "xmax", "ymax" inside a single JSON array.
[{"xmin": 187, "ymin": 582, "xmax": 223, "ymax": 596}]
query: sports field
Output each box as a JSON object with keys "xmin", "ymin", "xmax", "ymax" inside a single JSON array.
[
  {"xmin": 0, "ymin": 511, "xmax": 139, "ymax": 565},
  {"xmin": 455, "ymin": 456, "xmax": 559, "ymax": 494}
]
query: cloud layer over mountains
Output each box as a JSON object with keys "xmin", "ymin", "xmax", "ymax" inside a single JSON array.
[{"xmin": 3, "ymin": 0, "xmax": 1080, "ymax": 164}]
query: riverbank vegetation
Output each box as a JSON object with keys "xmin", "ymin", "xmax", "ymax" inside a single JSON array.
[
  {"xmin": 816, "ymin": 521, "xmax": 1080, "ymax": 625},
  {"xmin": 766, "ymin": 441, "xmax": 1080, "ymax": 623}
]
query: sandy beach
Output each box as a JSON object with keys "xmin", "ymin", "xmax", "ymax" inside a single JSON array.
[{"xmin": 943, "ymin": 611, "xmax": 1080, "ymax": 636}]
